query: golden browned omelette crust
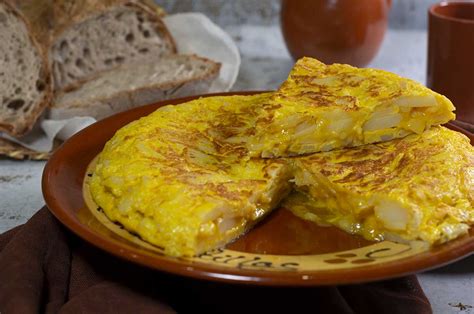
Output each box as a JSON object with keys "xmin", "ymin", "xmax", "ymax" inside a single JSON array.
[
  {"xmin": 89, "ymin": 94, "xmax": 291, "ymax": 257},
  {"xmin": 88, "ymin": 57, "xmax": 469, "ymax": 257},
  {"xmin": 248, "ymin": 57, "xmax": 455, "ymax": 157},
  {"xmin": 289, "ymin": 126, "xmax": 474, "ymax": 245}
]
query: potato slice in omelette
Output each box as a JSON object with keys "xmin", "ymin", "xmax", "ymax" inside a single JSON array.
[
  {"xmin": 89, "ymin": 94, "xmax": 291, "ymax": 257},
  {"xmin": 288, "ymin": 126, "xmax": 474, "ymax": 245},
  {"xmin": 248, "ymin": 57, "xmax": 455, "ymax": 157}
]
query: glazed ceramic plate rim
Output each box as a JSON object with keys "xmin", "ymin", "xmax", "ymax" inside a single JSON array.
[{"xmin": 42, "ymin": 91, "xmax": 474, "ymax": 286}]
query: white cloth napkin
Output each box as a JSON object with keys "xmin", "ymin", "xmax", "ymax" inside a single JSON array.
[
  {"xmin": 0, "ymin": 13, "xmax": 240, "ymax": 153},
  {"xmin": 164, "ymin": 13, "xmax": 241, "ymax": 93}
]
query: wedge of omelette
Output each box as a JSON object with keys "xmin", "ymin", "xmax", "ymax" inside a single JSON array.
[
  {"xmin": 248, "ymin": 57, "xmax": 455, "ymax": 157},
  {"xmin": 89, "ymin": 94, "xmax": 292, "ymax": 257},
  {"xmin": 288, "ymin": 126, "xmax": 474, "ymax": 245}
]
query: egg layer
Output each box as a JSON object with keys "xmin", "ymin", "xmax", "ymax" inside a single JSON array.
[
  {"xmin": 89, "ymin": 58, "xmax": 471, "ymax": 257},
  {"xmin": 289, "ymin": 127, "xmax": 474, "ymax": 245},
  {"xmin": 248, "ymin": 57, "xmax": 455, "ymax": 157},
  {"xmin": 90, "ymin": 94, "xmax": 291, "ymax": 257}
]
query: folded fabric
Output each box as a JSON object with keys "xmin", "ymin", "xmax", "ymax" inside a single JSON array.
[{"xmin": 0, "ymin": 208, "xmax": 432, "ymax": 314}]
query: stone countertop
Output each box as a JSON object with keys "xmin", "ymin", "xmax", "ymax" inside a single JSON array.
[{"xmin": 0, "ymin": 26, "xmax": 472, "ymax": 313}]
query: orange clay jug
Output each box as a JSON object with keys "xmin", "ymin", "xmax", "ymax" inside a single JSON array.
[{"xmin": 281, "ymin": 0, "xmax": 392, "ymax": 67}]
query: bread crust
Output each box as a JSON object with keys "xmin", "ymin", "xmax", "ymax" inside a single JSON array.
[
  {"xmin": 51, "ymin": 0, "xmax": 167, "ymax": 36},
  {"xmin": 0, "ymin": 1, "xmax": 53, "ymax": 137},
  {"xmin": 10, "ymin": 0, "xmax": 55, "ymax": 47},
  {"xmin": 51, "ymin": 55, "xmax": 221, "ymax": 120}
]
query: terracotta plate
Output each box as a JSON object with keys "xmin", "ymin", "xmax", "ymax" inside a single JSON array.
[{"xmin": 42, "ymin": 92, "xmax": 474, "ymax": 286}]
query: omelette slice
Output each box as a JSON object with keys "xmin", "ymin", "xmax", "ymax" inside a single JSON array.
[
  {"xmin": 89, "ymin": 94, "xmax": 291, "ymax": 257},
  {"xmin": 248, "ymin": 57, "xmax": 455, "ymax": 157},
  {"xmin": 289, "ymin": 126, "xmax": 474, "ymax": 245}
]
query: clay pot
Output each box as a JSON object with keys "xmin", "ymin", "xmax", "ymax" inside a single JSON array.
[
  {"xmin": 427, "ymin": 2, "xmax": 474, "ymax": 126},
  {"xmin": 281, "ymin": 0, "xmax": 391, "ymax": 67}
]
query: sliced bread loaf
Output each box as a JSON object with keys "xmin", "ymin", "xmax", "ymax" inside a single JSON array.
[
  {"xmin": 50, "ymin": 55, "xmax": 221, "ymax": 120},
  {"xmin": 50, "ymin": 1, "xmax": 176, "ymax": 91},
  {"xmin": 0, "ymin": 1, "xmax": 52, "ymax": 137}
]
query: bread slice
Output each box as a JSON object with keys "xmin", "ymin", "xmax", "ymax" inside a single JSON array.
[
  {"xmin": 0, "ymin": 1, "xmax": 52, "ymax": 137},
  {"xmin": 50, "ymin": 55, "xmax": 221, "ymax": 120},
  {"xmin": 13, "ymin": 0, "xmax": 166, "ymax": 48},
  {"xmin": 50, "ymin": 1, "xmax": 176, "ymax": 91}
]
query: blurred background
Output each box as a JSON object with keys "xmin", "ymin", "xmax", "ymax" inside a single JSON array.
[
  {"xmin": 152, "ymin": 0, "xmax": 461, "ymax": 90},
  {"xmin": 155, "ymin": 0, "xmax": 442, "ymax": 29}
]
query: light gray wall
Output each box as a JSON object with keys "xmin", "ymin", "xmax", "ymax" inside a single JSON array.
[
  {"xmin": 154, "ymin": 0, "xmax": 471, "ymax": 29},
  {"xmin": 389, "ymin": 0, "xmax": 474, "ymax": 29},
  {"xmin": 154, "ymin": 0, "xmax": 280, "ymax": 26}
]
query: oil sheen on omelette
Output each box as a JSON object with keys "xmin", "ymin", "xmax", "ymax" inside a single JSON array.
[
  {"xmin": 89, "ymin": 57, "xmax": 472, "ymax": 257},
  {"xmin": 287, "ymin": 127, "xmax": 474, "ymax": 246},
  {"xmin": 248, "ymin": 57, "xmax": 455, "ymax": 157},
  {"xmin": 89, "ymin": 94, "xmax": 291, "ymax": 257}
]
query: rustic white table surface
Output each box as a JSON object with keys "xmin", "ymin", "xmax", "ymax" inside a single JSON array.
[{"xmin": 0, "ymin": 26, "xmax": 472, "ymax": 313}]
